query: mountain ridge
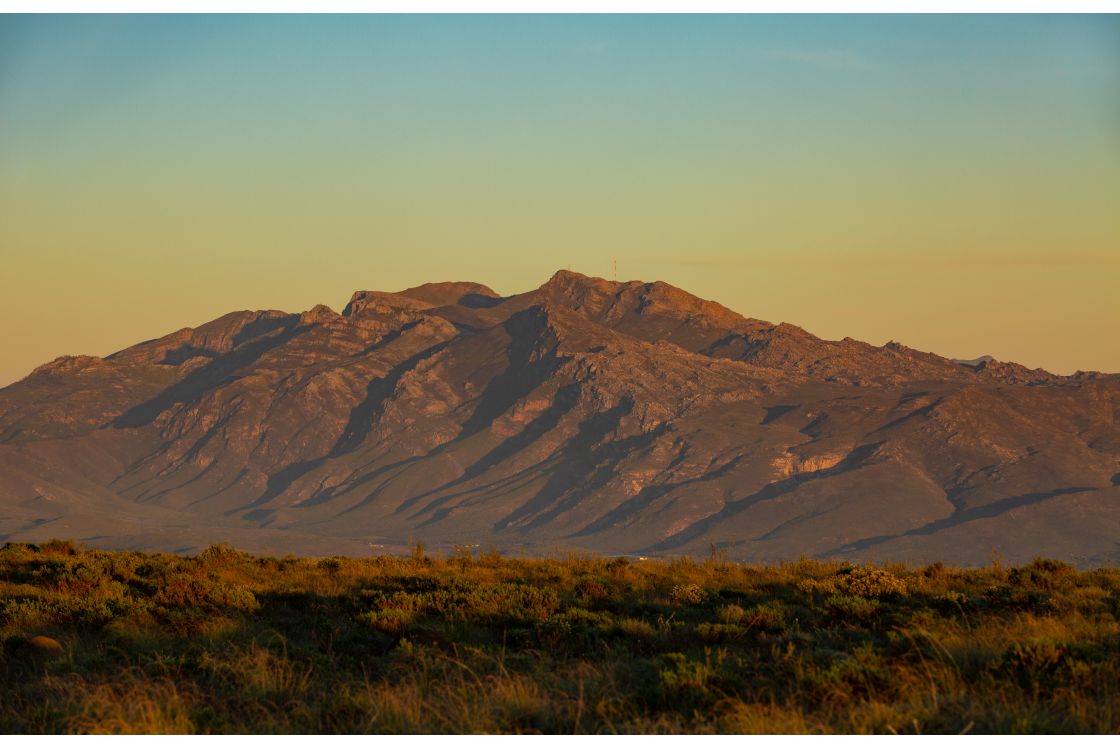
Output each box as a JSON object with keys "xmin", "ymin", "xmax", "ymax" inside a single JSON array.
[{"xmin": 1, "ymin": 270, "xmax": 1117, "ymax": 565}]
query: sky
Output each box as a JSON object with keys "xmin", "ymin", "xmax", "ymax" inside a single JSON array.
[{"xmin": 1, "ymin": 14, "xmax": 1118, "ymax": 386}]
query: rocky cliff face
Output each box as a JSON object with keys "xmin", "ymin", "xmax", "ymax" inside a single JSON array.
[{"xmin": 1, "ymin": 270, "xmax": 1117, "ymax": 565}]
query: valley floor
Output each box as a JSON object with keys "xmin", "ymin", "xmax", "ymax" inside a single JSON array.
[{"xmin": 1, "ymin": 540, "xmax": 1118, "ymax": 734}]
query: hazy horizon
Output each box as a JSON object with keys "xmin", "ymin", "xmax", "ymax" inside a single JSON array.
[{"xmin": 2, "ymin": 14, "xmax": 1118, "ymax": 385}]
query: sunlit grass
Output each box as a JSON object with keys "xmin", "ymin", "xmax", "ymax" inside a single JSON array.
[{"xmin": 1, "ymin": 539, "xmax": 1117, "ymax": 733}]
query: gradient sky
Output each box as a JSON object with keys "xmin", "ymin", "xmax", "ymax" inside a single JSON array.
[{"xmin": 1, "ymin": 14, "xmax": 1118, "ymax": 386}]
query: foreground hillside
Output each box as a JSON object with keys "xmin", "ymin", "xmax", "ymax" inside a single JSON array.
[
  {"xmin": 1, "ymin": 270, "xmax": 1118, "ymax": 564},
  {"xmin": 2, "ymin": 541, "xmax": 1118, "ymax": 733}
]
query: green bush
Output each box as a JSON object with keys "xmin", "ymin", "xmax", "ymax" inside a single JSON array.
[
  {"xmin": 197, "ymin": 543, "xmax": 247, "ymax": 567},
  {"xmin": 152, "ymin": 575, "xmax": 259, "ymax": 614},
  {"xmin": 824, "ymin": 594, "xmax": 881, "ymax": 621},
  {"xmin": 801, "ymin": 566, "xmax": 906, "ymax": 599},
  {"xmin": 669, "ymin": 583, "xmax": 705, "ymax": 606}
]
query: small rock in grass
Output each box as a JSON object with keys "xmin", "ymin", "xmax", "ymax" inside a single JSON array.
[{"xmin": 25, "ymin": 635, "xmax": 64, "ymax": 655}]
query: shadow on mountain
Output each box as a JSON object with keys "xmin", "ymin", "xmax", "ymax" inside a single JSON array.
[
  {"xmin": 112, "ymin": 317, "xmax": 304, "ymax": 429},
  {"xmin": 458, "ymin": 307, "xmax": 568, "ymax": 440},
  {"xmin": 702, "ymin": 332, "xmax": 767, "ymax": 360},
  {"xmin": 571, "ymin": 455, "xmax": 746, "ymax": 538},
  {"xmin": 285, "ymin": 308, "xmax": 564, "ymax": 513},
  {"xmin": 355, "ymin": 319, "xmax": 428, "ymax": 357},
  {"xmin": 248, "ymin": 456, "xmax": 330, "ymax": 510},
  {"xmin": 232, "ymin": 315, "xmax": 297, "ymax": 348},
  {"xmin": 826, "ymin": 486, "xmax": 1099, "ymax": 555},
  {"xmin": 395, "ymin": 383, "xmax": 581, "ymax": 520},
  {"xmin": 761, "ymin": 405, "xmax": 797, "ymax": 425},
  {"xmin": 310, "ymin": 454, "xmax": 431, "ymax": 512},
  {"xmin": 494, "ymin": 397, "xmax": 647, "ymax": 532},
  {"xmin": 870, "ymin": 398, "xmax": 942, "ymax": 435},
  {"xmin": 161, "ymin": 345, "xmax": 219, "ymax": 366},
  {"xmin": 459, "ymin": 293, "xmax": 505, "ymax": 309},
  {"xmin": 329, "ymin": 341, "xmax": 453, "ymax": 459},
  {"xmin": 327, "ymin": 306, "xmax": 578, "ymax": 517},
  {"xmin": 249, "ymin": 337, "xmax": 457, "ymax": 509},
  {"xmin": 645, "ymin": 442, "xmax": 884, "ymax": 553}
]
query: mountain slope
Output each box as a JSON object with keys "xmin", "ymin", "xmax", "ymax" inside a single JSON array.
[{"xmin": 1, "ymin": 270, "xmax": 1117, "ymax": 565}]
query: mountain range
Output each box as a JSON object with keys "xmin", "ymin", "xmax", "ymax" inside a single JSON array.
[{"xmin": 2, "ymin": 270, "xmax": 1117, "ymax": 565}]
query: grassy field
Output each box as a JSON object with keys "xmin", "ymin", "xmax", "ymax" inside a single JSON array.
[{"xmin": 1, "ymin": 540, "xmax": 1118, "ymax": 734}]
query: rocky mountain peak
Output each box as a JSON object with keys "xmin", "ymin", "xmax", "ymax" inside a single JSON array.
[
  {"xmin": 398, "ymin": 281, "xmax": 501, "ymax": 308},
  {"xmin": 0, "ymin": 269, "xmax": 1115, "ymax": 565},
  {"xmin": 341, "ymin": 290, "xmax": 434, "ymax": 318}
]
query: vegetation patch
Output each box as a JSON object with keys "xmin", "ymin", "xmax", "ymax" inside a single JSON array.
[{"xmin": 1, "ymin": 542, "xmax": 1118, "ymax": 733}]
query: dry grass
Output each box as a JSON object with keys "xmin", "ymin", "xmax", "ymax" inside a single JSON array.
[{"xmin": 1, "ymin": 540, "xmax": 1118, "ymax": 733}]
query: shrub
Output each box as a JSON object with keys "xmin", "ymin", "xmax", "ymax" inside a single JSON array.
[
  {"xmin": 197, "ymin": 543, "xmax": 245, "ymax": 567},
  {"xmin": 922, "ymin": 561, "xmax": 946, "ymax": 579},
  {"xmin": 981, "ymin": 584, "xmax": 1054, "ymax": 613},
  {"xmin": 359, "ymin": 607, "xmax": 416, "ymax": 635},
  {"xmin": 659, "ymin": 651, "xmax": 725, "ymax": 701},
  {"xmin": 428, "ymin": 583, "xmax": 559, "ymax": 622},
  {"xmin": 39, "ymin": 539, "xmax": 78, "ymax": 556},
  {"xmin": 837, "ymin": 567, "xmax": 906, "ymax": 598},
  {"xmin": 936, "ymin": 590, "xmax": 968, "ymax": 610},
  {"xmin": 152, "ymin": 575, "xmax": 259, "ymax": 614},
  {"xmin": 797, "ymin": 566, "xmax": 907, "ymax": 599},
  {"xmin": 995, "ymin": 639, "xmax": 1079, "ymax": 689},
  {"xmin": 616, "ymin": 617, "xmax": 656, "ymax": 639},
  {"xmin": 717, "ymin": 604, "xmax": 745, "ymax": 624},
  {"xmin": 574, "ymin": 578, "xmax": 610, "ymax": 601},
  {"xmin": 824, "ymin": 594, "xmax": 881, "ymax": 621},
  {"xmin": 820, "ymin": 644, "xmax": 891, "ymax": 698},
  {"xmin": 1008, "ymin": 558, "xmax": 1077, "ymax": 591},
  {"xmin": 364, "ymin": 582, "xmax": 559, "ymax": 625},
  {"xmin": 549, "ymin": 608, "xmax": 615, "ymax": 646},
  {"xmin": 0, "ymin": 595, "xmax": 127, "ymax": 629},
  {"xmin": 696, "ymin": 622, "xmax": 746, "ymax": 642},
  {"xmin": 606, "ymin": 557, "xmax": 630, "ymax": 574},
  {"xmin": 669, "ymin": 584, "xmax": 706, "ymax": 607},
  {"xmin": 317, "ymin": 557, "xmax": 343, "ymax": 574},
  {"xmin": 741, "ymin": 603, "xmax": 786, "ymax": 632}
]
